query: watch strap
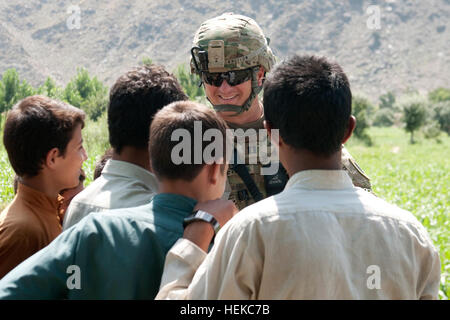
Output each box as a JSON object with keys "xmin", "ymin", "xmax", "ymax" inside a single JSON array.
[{"xmin": 183, "ymin": 210, "xmax": 220, "ymax": 234}]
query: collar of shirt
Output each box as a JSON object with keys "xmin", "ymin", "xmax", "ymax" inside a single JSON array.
[
  {"xmin": 226, "ymin": 114, "xmax": 265, "ymax": 130},
  {"xmin": 285, "ymin": 170, "xmax": 355, "ymax": 191},
  {"xmin": 152, "ymin": 193, "xmax": 197, "ymax": 220},
  {"xmin": 16, "ymin": 183, "xmax": 60, "ymax": 216},
  {"xmin": 102, "ymin": 159, "xmax": 158, "ymax": 190}
]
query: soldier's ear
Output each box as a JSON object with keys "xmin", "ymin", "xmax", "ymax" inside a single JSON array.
[
  {"xmin": 342, "ymin": 116, "xmax": 356, "ymax": 144},
  {"xmin": 257, "ymin": 66, "xmax": 265, "ymax": 86}
]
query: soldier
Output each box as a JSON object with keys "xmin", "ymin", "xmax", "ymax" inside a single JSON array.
[{"xmin": 190, "ymin": 13, "xmax": 371, "ymax": 210}]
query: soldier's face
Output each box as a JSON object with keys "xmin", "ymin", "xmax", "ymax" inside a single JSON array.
[
  {"xmin": 204, "ymin": 78, "xmax": 252, "ymax": 108},
  {"xmin": 204, "ymin": 67, "xmax": 265, "ymax": 122}
]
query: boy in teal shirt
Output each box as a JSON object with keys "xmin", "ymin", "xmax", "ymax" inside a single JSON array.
[{"xmin": 0, "ymin": 101, "xmax": 234, "ymax": 299}]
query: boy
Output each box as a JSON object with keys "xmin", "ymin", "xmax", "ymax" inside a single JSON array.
[{"xmin": 0, "ymin": 95, "xmax": 86, "ymax": 278}]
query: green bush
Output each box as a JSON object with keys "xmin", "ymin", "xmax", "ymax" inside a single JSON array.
[
  {"xmin": 83, "ymin": 90, "xmax": 109, "ymax": 121},
  {"xmin": 0, "ymin": 68, "xmax": 108, "ymax": 121},
  {"xmin": 352, "ymin": 95, "xmax": 373, "ymax": 145},
  {"xmin": 37, "ymin": 77, "xmax": 64, "ymax": 100},
  {"xmin": 379, "ymin": 91, "xmax": 396, "ymax": 110},
  {"xmin": 431, "ymin": 101, "xmax": 450, "ymax": 135},
  {"xmin": 140, "ymin": 56, "xmax": 153, "ymax": 66},
  {"xmin": 423, "ymin": 121, "xmax": 442, "ymax": 141},
  {"xmin": 428, "ymin": 87, "xmax": 450, "ymax": 103},
  {"xmin": 0, "ymin": 69, "xmax": 36, "ymax": 113},
  {"xmin": 373, "ymin": 108, "xmax": 395, "ymax": 127},
  {"xmin": 174, "ymin": 64, "xmax": 204, "ymax": 100},
  {"xmin": 64, "ymin": 68, "xmax": 108, "ymax": 121}
]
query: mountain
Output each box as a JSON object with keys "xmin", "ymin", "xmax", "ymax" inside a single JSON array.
[{"xmin": 0, "ymin": 0, "xmax": 449, "ymax": 102}]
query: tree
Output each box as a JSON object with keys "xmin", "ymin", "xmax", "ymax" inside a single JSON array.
[
  {"xmin": 84, "ymin": 90, "xmax": 109, "ymax": 121},
  {"xmin": 428, "ymin": 87, "xmax": 450, "ymax": 103},
  {"xmin": 17, "ymin": 79, "xmax": 35, "ymax": 101},
  {"xmin": 400, "ymin": 95, "xmax": 426, "ymax": 144},
  {"xmin": 352, "ymin": 95, "xmax": 373, "ymax": 145},
  {"xmin": 432, "ymin": 101, "xmax": 450, "ymax": 135},
  {"xmin": 174, "ymin": 64, "xmax": 204, "ymax": 101},
  {"xmin": 379, "ymin": 91, "xmax": 396, "ymax": 109},
  {"xmin": 373, "ymin": 108, "xmax": 395, "ymax": 127},
  {"xmin": 0, "ymin": 69, "xmax": 20, "ymax": 112},
  {"xmin": 37, "ymin": 76, "xmax": 64, "ymax": 100},
  {"xmin": 64, "ymin": 68, "xmax": 108, "ymax": 121},
  {"xmin": 0, "ymin": 69, "xmax": 36, "ymax": 113}
]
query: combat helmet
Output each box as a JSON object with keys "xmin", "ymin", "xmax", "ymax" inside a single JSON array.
[{"xmin": 191, "ymin": 13, "xmax": 276, "ymax": 116}]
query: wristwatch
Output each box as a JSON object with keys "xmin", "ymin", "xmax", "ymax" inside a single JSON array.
[{"xmin": 183, "ymin": 210, "xmax": 220, "ymax": 235}]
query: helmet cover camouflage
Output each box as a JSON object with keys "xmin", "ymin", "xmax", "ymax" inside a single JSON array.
[{"xmin": 191, "ymin": 13, "xmax": 276, "ymax": 74}]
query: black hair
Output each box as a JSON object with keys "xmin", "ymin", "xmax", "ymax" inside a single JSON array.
[
  {"xmin": 263, "ymin": 55, "xmax": 352, "ymax": 156},
  {"xmin": 108, "ymin": 65, "xmax": 188, "ymax": 154}
]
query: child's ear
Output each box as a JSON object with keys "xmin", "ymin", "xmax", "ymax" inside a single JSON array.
[
  {"xmin": 264, "ymin": 121, "xmax": 283, "ymax": 147},
  {"xmin": 342, "ymin": 116, "xmax": 356, "ymax": 144},
  {"xmin": 45, "ymin": 147, "xmax": 60, "ymax": 169},
  {"xmin": 208, "ymin": 163, "xmax": 222, "ymax": 185}
]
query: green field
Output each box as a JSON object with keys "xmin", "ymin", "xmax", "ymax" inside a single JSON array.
[
  {"xmin": 346, "ymin": 127, "xmax": 449, "ymax": 300},
  {"xmin": 0, "ymin": 118, "xmax": 448, "ymax": 299}
]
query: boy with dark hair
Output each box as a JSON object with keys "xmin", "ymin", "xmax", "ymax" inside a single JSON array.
[
  {"xmin": 0, "ymin": 95, "xmax": 86, "ymax": 278},
  {"xmin": 93, "ymin": 148, "xmax": 113, "ymax": 180},
  {"xmin": 0, "ymin": 101, "xmax": 235, "ymax": 299},
  {"xmin": 63, "ymin": 64, "xmax": 188, "ymax": 229},
  {"xmin": 157, "ymin": 55, "xmax": 440, "ymax": 300}
]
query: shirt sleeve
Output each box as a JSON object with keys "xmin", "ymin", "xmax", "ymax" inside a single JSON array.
[
  {"xmin": 155, "ymin": 238, "xmax": 207, "ymax": 299},
  {"xmin": 156, "ymin": 216, "xmax": 263, "ymax": 300},
  {"xmin": 417, "ymin": 233, "xmax": 442, "ymax": 300},
  {"xmin": 0, "ymin": 225, "xmax": 80, "ymax": 299}
]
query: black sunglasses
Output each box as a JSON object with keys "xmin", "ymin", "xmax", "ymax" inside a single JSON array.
[{"xmin": 201, "ymin": 68, "xmax": 253, "ymax": 87}]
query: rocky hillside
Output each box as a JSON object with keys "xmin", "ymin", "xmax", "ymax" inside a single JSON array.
[{"xmin": 0, "ymin": 0, "xmax": 449, "ymax": 102}]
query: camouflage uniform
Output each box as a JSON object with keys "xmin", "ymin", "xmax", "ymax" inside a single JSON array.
[
  {"xmin": 191, "ymin": 13, "xmax": 371, "ymax": 210},
  {"xmin": 224, "ymin": 117, "xmax": 371, "ymax": 210}
]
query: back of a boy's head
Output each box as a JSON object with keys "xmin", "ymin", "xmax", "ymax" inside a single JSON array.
[
  {"xmin": 3, "ymin": 95, "xmax": 85, "ymax": 177},
  {"xmin": 263, "ymin": 55, "xmax": 352, "ymax": 156},
  {"xmin": 149, "ymin": 101, "xmax": 228, "ymax": 182},
  {"xmin": 93, "ymin": 148, "xmax": 113, "ymax": 180},
  {"xmin": 108, "ymin": 64, "xmax": 188, "ymax": 154}
]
